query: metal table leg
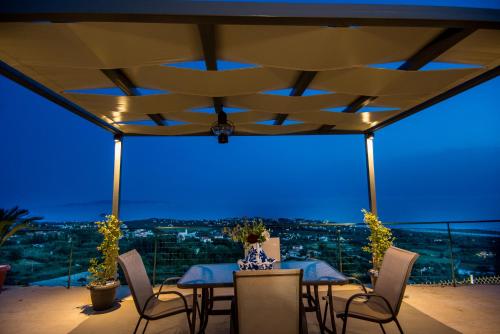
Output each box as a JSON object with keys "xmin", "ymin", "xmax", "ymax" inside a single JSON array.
[
  {"xmin": 191, "ymin": 288, "xmax": 198, "ymax": 334},
  {"xmin": 199, "ymin": 288, "xmax": 210, "ymax": 333},
  {"xmin": 313, "ymin": 285, "xmax": 325, "ymax": 334},
  {"xmin": 327, "ymin": 284, "xmax": 337, "ymax": 334}
]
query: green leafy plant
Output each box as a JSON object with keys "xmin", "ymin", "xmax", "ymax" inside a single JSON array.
[
  {"xmin": 0, "ymin": 207, "xmax": 42, "ymax": 247},
  {"xmin": 361, "ymin": 209, "xmax": 394, "ymax": 271},
  {"xmin": 88, "ymin": 215, "xmax": 122, "ymax": 286},
  {"xmin": 223, "ymin": 218, "xmax": 270, "ymax": 248}
]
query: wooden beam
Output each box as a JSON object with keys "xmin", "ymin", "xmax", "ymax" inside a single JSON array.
[
  {"xmin": 213, "ymin": 96, "xmax": 223, "ymax": 114},
  {"xmin": 368, "ymin": 65, "xmax": 500, "ymax": 132},
  {"xmin": 198, "ymin": 23, "xmax": 223, "ymax": 116},
  {"xmin": 0, "ymin": 60, "xmax": 122, "ymax": 135},
  {"xmin": 147, "ymin": 113, "xmax": 166, "ymax": 126},
  {"xmin": 198, "ymin": 24, "xmax": 217, "ymax": 71},
  {"xmin": 317, "ymin": 124, "xmax": 336, "ymax": 133},
  {"xmin": 101, "ymin": 69, "xmax": 136, "ymax": 96},
  {"xmin": 343, "ymin": 27, "xmax": 477, "ymax": 113},
  {"xmin": 342, "ymin": 96, "xmax": 377, "ymax": 113},
  {"xmin": 274, "ymin": 71, "xmax": 317, "ymax": 125},
  {"xmin": 102, "ymin": 69, "xmax": 171, "ymax": 126},
  {"xmin": 290, "ymin": 71, "xmax": 317, "ymax": 96},
  {"xmin": 125, "ymin": 129, "xmax": 363, "ymax": 136},
  {"xmin": 274, "ymin": 113, "xmax": 288, "ymax": 125},
  {"xmin": 398, "ymin": 28, "xmax": 476, "ymax": 71},
  {"xmin": 2, "ymin": 2, "xmax": 499, "ymax": 29}
]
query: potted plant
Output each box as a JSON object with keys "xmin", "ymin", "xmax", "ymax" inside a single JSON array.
[
  {"xmin": 223, "ymin": 219, "xmax": 274, "ymax": 270},
  {"xmin": 87, "ymin": 215, "xmax": 122, "ymax": 311},
  {"xmin": 0, "ymin": 207, "xmax": 41, "ymax": 292},
  {"xmin": 361, "ymin": 209, "xmax": 394, "ymax": 287}
]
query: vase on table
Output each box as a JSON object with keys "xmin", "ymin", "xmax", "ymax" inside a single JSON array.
[{"xmin": 238, "ymin": 243, "xmax": 276, "ymax": 270}]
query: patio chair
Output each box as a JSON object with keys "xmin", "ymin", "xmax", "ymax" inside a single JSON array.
[
  {"xmin": 231, "ymin": 269, "xmax": 307, "ymax": 334},
  {"xmin": 118, "ymin": 249, "xmax": 196, "ymax": 334},
  {"xmin": 209, "ymin": 237, "xmax": 282, "ymax": 314},
  {"xmin": 331, "ymin": 246, "xmax": 419, "ymax": 334},
  {"xmin": 262, "ymin": 237, "xmax": 281, "ymax": 261}
]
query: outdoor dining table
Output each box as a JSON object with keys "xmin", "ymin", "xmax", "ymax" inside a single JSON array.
[{"xmin": 177, "ymin": 260, "xmax": 348, "ymax": 334}]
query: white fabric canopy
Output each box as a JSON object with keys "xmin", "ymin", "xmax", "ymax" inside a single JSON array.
[{"xmin": 0, "ymin": 21, "xmax": 497, "ymax": 136}]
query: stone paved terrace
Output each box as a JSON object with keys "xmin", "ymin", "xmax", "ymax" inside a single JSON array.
[{"xmin": 0, "ymin": 284, "xmax": 499, "ymax": 334}]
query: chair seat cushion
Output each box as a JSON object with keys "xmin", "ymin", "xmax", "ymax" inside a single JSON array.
[
  {"xmin": 333, "ymin": 292, "xmax": 393, "ymax": 321},
  {"xmin": 144, "ymin": 293, "xmax": 195, "ymax": 319}
]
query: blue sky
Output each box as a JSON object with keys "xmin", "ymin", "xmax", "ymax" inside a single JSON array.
[
  {"xmin": 1, "ymin": 73, "xmax": 499, "ymax": 223},
  {"xmin": 0, "ymin": 1, "xmax": 499, "ymax": 223}
]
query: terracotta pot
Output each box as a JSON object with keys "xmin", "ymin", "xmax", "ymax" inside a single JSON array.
[
  {"xmin": 0, "ymin": 265, "xmax": 11, "ymax": 293},
  {"xmin": 88, "ymin": 280, "xmax": 120, "ymax": 311}
]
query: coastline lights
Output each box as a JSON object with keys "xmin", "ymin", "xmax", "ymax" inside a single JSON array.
[{"xmin": 211, "ymin": 111, "xmax": 234, "ymax": 144}]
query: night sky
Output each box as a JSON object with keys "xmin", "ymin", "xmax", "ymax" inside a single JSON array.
[{"xmin": 1, "ymin": 0, "xmax": 500, "ymax": 223}]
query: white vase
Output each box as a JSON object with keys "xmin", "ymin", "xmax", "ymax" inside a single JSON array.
[{"xmin": 239, "ymin": 243, "xmax": 275, "ymax": 270}]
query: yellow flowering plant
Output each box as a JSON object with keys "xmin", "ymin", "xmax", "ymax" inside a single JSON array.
[
  {"xmin": 88, "ymin": 215, "xmax": 122, "ymax": 286},
  {"xmin": 361, "ymin": 209, "xmax": 394, "ymax": 271}
]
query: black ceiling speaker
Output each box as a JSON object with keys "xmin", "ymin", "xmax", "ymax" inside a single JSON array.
[{"xmin": 211, "ymin": 111, "xmax": 234, "ymax": 144}]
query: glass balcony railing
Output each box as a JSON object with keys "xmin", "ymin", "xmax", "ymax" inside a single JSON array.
[{"xmin": 1, "ymin": 220, "xmax": 499, "ymax": 287}]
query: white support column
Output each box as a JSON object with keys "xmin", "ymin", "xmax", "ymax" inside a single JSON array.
[
  {"xmin": 112, "ymin": 134, "xmax": 123, "ymax": 218},
  {"xmin": 364, "ymin": 132, "xmax": 377, "ymax": 216}
]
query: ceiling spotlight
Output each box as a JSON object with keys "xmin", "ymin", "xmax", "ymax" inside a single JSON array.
[{"xmin": 211, "ymin": 111, "xmax": 234, "ymax": 144}]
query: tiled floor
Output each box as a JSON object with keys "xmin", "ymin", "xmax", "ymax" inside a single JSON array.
[{"xmin": 0, "ymin": 284, "xmax": 499, "ymax": 333}]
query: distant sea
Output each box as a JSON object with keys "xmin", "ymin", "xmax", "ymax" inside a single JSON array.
[{"xmin": 388, "ymin": 222, "xmax": 500, "ymax": 236}]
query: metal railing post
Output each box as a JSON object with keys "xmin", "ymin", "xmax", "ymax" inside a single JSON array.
[
  {"xmin": 336, "ymin": 227, "xmax": 343, "ymax": 272},
  {"xmin": 152, "ymin": 236, "xmax": 158, "ymax": 286},
  {"xmin": 67, "ymin": 236, "xmax": 73, "ymax": 289},
  {"xmin": 446, "ymin": 222, "xmax": 457, "ymax": 287}
]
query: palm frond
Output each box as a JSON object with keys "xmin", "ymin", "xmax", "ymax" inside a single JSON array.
[
  {"xmin": 0, "ymin": 207, "xmax": 42, "ymax": 247},
  {"xmin": 0, "ymin": 221, "xmax": 30, "ymax": 247}
]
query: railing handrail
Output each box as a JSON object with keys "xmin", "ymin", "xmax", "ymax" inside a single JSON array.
[{"xmin": 5, "ymin": 219, "xmax": 500, "ymax": 288}]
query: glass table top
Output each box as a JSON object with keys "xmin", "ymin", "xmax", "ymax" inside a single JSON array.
[{"xmin": 177, "ymin": 260, "xmax": 348, "ymax": 288}]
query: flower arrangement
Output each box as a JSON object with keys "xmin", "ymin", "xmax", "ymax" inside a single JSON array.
[
  {"xmin": 223, "ymin": 218, "xmax": 270, "ymax": 249},
  {"xmin": 361, "ymin": 209, "xmax": 394, "ymax": 271},
  {"xmin": 88, "ymin": 215, "xmax": 122, "ymax": 286}
]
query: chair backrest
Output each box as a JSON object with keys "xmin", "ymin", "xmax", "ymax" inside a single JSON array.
[
  {"xmin": 374, "ymin": 246, "xmax": 419, "ymax": 315},
  {"xmin": 234, "ymin": 269, "xmax": 303, "ymax": 334},
  {"xmin": 262, "ymin": 237, "xmax": 281, "ymax": 261},
  {"xmin": 118, "ymin": 249, "xmax": 154, "ymax": 314}
]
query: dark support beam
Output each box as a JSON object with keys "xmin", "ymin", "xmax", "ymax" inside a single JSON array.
[
  {"xmin": 317, "ymin": 124, "xmax": 336, "ymax": 133},
  {"xmin": 198, "ymin": 24, "xmax": 222, "ymax": 116},
  {"xmin": 213, "ymin": 96, "xmax": 224, "ymax": 114},
  {"xmin": 0, "ymin": 60, "xmax": 121, "ymax": 134},
  {"xmin": 398, "ymin": 28, "xmax": 476, "ymax": 71},
  {"xmin": 101, "ymin": 69, "xmax": 136, "ymax": 96},
  {"xmin": 2, "ymin": 3, "xmax": 500, "ymax": 29},
  {"xmin": 147, "ymin": 113, "xmax": 166, "ymax": 126},
  {"xmin": 274, "ymin": 114, "xmax": 288, "ymax": 125},
  {"xmin": 369, "ymin": 65, "xmax": 500, "ymax": 132},
  {"xmin": 290, "ymin": 71, "xmax": 317, "ymax": 96},
  {"xmin": 198, "ymin": 24, "xmax": 217, "ymax": 71},
  {"xmin": 275, "ymin": 71, "xmax": 317, "ymax": 125},
  {"xmin": 342, "ymin": 95, "xmax": 377, "ymax": 113},
  {"xmin": 102, "ymin": 69, "xmax": 169, "ymax": 126},
  {"xmin": 343, "ymin": 27, "xmax": 477, "ymax": 113}
]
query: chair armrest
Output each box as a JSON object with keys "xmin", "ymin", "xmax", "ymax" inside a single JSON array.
[
  {"xmin": 346, "ymin": 277, "xmax": 369, "ymax": 293},
  {"xmin": 343, "ymin": 293, "xmax": 396, "ymax": 319},
  {"xmin": 159, "ymin": 276, "xmax": 182, "ymax": 293},
  {"xmin": 141, "ymin": 290, "xmax": 190, "ymax": 315}
]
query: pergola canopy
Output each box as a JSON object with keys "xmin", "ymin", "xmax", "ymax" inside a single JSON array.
[{"xmin": 1, "ymin": 1, "xmax": 499, "ymax": 137}]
